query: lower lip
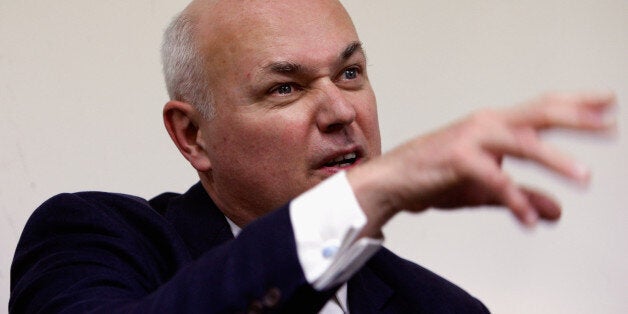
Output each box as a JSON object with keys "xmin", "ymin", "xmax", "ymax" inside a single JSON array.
[{"xmin": 316, "ymin": 158, "xmax": 363, "ymax": 176}]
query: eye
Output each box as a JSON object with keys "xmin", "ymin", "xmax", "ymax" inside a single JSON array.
[
  {"xmin": 342, "ymin": 67, "xmax": 359, "ymax": 80},
  {"xmin": 276, "ymin": 83, "xmax": 293, "ymax": 95},
  {"xmin": 270, "ymin": 83, "xmax": 301, "ymax": 96}
]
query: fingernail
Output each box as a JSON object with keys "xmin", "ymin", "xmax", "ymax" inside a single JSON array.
[
  {"xmin": 572, "ymin": 163, "xmax": 591, "ymax": 182},
  {"xmin": 581, "ymin": 103, "xmax": 615, "ymax": 127},
  {"xmin": 600, "ymin": 109, "xmax": 617, "ymax": 127},
  {"xmin": 524, "ymin": 211, "xmax": 538, "ymax": 226}
]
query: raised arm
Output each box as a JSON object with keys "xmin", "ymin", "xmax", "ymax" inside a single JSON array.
[{"xmin": 348, "ymin": 92, "xmax": 617, "ymax": 237}]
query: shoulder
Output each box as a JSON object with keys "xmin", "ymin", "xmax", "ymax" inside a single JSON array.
[
  {"xmin": 35, "ymin": 191, "xmax": 151, "ymax": 215},
  {"xmin": 42, "ymin": 190, "xmax": 153, "ymax": 212},
  {"xmin": 22, "ymin": 191, "xmax": 168, "ymax": 237},
  {"xmin": 12, "ymin": 190, "xmax": 190, "ymax": 286},
  {"xmin": 14, "ymin": 191, "xmax": 190, "ymax": 272},
  {"xmin": 10, "ymin": 191, "xmax": 191, "ymax": 312}
]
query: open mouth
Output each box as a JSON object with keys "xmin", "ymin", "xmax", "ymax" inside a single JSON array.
[{"xmin": 323, "ymin": 152, "xmax": 358, "ymax": 168}]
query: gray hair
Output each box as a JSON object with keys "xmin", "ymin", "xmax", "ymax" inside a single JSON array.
[{"xmin": 161, "ymin": 11, "xmax": 215, "ymax": 119}]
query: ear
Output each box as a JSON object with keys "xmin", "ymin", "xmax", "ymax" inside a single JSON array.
[{"xmin": 163, "ymin": 100, "xmax": 212, "ymax": 172}]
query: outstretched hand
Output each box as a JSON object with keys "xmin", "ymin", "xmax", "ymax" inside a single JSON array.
[{"xmin": 349, "ymin": 92, "xmax": 617, "ymax": 234}]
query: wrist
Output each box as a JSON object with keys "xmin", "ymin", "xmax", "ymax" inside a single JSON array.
[{"xmin": 346, "ymin": 162, "xmax": 400, "ymax": 238}]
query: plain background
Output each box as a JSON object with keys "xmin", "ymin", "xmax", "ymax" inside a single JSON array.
[{"xmin": 1, "ymin": 0, "xmax": 626, "ymax": 313}]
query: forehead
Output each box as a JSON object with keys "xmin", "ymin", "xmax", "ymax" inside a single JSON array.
[
  {"xmin": 195, "ymin": 0, "xmax": 360, "ymax": 75},
  {"xmin": 200, "ymin": 0, "xmax": 355, "ymax": 37}
]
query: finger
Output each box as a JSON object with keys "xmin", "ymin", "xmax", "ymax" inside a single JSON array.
[
  {"xmin": 507, "ymin": 91, "xmax": 617, "ymax": 131},
  {"xmin": 529, "ymin": 139, "xmax": 590, "ymax": 183},
  {"xmin": 464, "ymin": 151, "xmax": 538, "ymax": 226},
  {"xmin": 481, "ymin": 124, "xmax": 591, "ymax": 183},
  {"xmin": 520, "ymin": 187, "xmax": 561, "ymax": 221},
  {"xmin": 503, "ymin": 183, "xmax": 539, "ymax": 226},
  {"xmin": 512, "ymin": 130, "xmax": 590, "ymax": 183}
]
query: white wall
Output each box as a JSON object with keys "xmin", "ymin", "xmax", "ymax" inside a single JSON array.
[{"xmin": 1, "ymin": 0, "xmax": 626, "ymax": 313}]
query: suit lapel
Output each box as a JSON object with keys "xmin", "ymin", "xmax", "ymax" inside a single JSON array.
[
  {"xmin": 163, "ymin": 182, "xmax": 234, "ymax": 259},
  {"xmin": 347, "ymin": 263, "xmax": 395, "ymax": 313}
]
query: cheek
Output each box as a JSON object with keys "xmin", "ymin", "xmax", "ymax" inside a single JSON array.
[
  {"xmin": 217, "ymin": 111, "xmax": 311, "ymax": 170},
  {"xmin": 352, "ymin": 91, "xmax": 382, "ymax": 155}
]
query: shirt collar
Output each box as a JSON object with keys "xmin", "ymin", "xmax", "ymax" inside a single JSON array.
[{"xmin": 225, "ymin": 215, "xmax": 242, "ymax": 237}]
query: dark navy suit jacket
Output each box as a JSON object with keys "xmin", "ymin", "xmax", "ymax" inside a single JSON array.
[{"xmin": 10, "ymin": 183, "xmax": 489, "ymax": 313}]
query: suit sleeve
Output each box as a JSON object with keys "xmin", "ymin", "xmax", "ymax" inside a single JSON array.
[{"xmin": 10, "ymin": 192, "xmax": 333, "ymax": 313}]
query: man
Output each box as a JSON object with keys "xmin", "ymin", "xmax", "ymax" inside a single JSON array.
[{"xmin": 10, "ymin": 0, "xmax": 616, "ymax": 313}]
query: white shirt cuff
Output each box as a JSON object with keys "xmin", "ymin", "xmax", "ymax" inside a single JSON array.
[{"xmin": 290, "ymin": 171, "xmax": 383, "ymax": 290}]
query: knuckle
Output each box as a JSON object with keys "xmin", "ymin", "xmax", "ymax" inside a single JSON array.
[
  {"xmin": 513, "ymin": 128, "xmax": 540, "ymax": 157},
  {"xmin": 450, "ymin": 145, "xmax": 470, "ymax": 168},
  {"xmin": 493, "ymin": 172, "xmax": 512, "ymax": 189},
  {"xmin": 461, "ymin": 109, "xmax": 501, "ymax": 138}
]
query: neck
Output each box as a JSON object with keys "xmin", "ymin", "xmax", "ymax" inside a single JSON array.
[{"xmin": 198, "ymin": 172, "xmax": 267, "ymax": 227}]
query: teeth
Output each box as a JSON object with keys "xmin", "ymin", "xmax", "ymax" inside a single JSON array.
[
  {"xmin": 333, "ymin": 152, "xmax": 357, "ymax": 163},
  {"xmin": 326, "ymin": 152, "xmax": 357, "ymax": 167}
]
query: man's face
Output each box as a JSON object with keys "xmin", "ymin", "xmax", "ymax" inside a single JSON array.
[{"xmin": 195, "ymin": 0, "xmax": 381, "ymax": 220}]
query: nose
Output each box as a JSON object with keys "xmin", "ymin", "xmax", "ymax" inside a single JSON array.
[{"xmin": 315, "ymin": 81, "xmax": 356, "ymax": 133}]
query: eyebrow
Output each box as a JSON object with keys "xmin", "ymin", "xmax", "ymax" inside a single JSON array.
[
  {"xmin": 261, "ymin": 41, "xmax": 364, "ymax": 76},
  {"xmin": 268, "ymin": 61, "xmax": 302, "ymax": 74},
  {"xmin": 341, "ymin": 41, "xmax": 363, "ymax": 60}
]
